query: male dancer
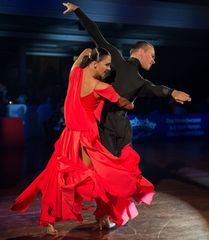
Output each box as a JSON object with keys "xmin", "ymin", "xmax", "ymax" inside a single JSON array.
[{"xmin": 63, "ymin": 2, "xmax": 191, "ymax": 156}]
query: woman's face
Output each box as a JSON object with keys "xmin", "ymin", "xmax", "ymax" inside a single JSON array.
[{"xmin": 94, "ymin": 54, "xmax": 111, "ymax": 80}]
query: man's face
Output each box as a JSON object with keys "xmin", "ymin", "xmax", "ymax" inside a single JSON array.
[
  {"xmin": 94, "ymin": 55, "xmax": 111, "ymax": 80},
  {"xmin": 138, "ymin": 45, "xmax": 155, "ymax": 71}
]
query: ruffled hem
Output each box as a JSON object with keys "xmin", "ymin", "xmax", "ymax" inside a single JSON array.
[{"xmin": 11, "ymin": 130, "xmax": 155, "ymax": 226}]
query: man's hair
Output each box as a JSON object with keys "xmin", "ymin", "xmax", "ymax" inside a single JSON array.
[{"xmin": 129, "ymin": 41, "xmax": 153, "ymax": 55}]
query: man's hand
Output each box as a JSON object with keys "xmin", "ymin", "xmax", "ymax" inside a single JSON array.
[
  {"xmin": 118, "ymin": 97, "xmax": 134, "ymax": 110},
  {"xmin": 171, "ymin": 90, "xmax": 192, "ymax": 104},
  {"xmin": 63, "ymin": 2, "xmax": 78, "ymax": 14}
]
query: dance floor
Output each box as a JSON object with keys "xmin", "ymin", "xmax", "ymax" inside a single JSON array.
[{"xmin": 0, "ymin": 138, "xmax": 209, "ymax": 240}]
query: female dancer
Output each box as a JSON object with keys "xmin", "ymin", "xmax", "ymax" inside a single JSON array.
[{"xmin": 11, "ymin": 48, "xmax": 154, "ymax": 235}]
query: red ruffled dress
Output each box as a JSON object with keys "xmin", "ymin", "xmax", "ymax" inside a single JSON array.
[{"xmin": 11, "ymin": 67, "xmax": 154, "ymax": 226}]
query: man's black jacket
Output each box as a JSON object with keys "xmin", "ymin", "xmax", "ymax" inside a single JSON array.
[{"xmin": 75, "ymin": 8, "xmax": 173, "ymax": 156}]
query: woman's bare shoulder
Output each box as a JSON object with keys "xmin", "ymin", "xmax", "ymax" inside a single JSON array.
[{"xmin": 95, "ymin": 81, "xmax": 110, "ymax": 90}]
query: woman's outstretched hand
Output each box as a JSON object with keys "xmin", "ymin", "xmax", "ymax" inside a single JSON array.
[{"xmin": 63, "ymin": 2, "xmax": 78, "ymax": 14}]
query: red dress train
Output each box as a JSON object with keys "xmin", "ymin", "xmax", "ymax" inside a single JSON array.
[{"xmin": 11, "ymin": 67, "xmax": 154, "ymax": 226}]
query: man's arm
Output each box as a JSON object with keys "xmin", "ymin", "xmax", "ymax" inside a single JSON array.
[
  {"xmin": 139, "ymin": 78, "xmax": 191, "ymax": 104},
  {"xmin": 63, "ymin": 2, "xmax": 124, "ymax": 68}
]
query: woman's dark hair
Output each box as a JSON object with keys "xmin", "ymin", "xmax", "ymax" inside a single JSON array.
[{"xmin": 80, "ymin": 48, "xmax": 110, "ymax": 68}]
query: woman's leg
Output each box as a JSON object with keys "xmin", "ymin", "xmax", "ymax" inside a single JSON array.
[{"xmin": 81, "ymin": 145, "xmax": 92, "ymax": 167}]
